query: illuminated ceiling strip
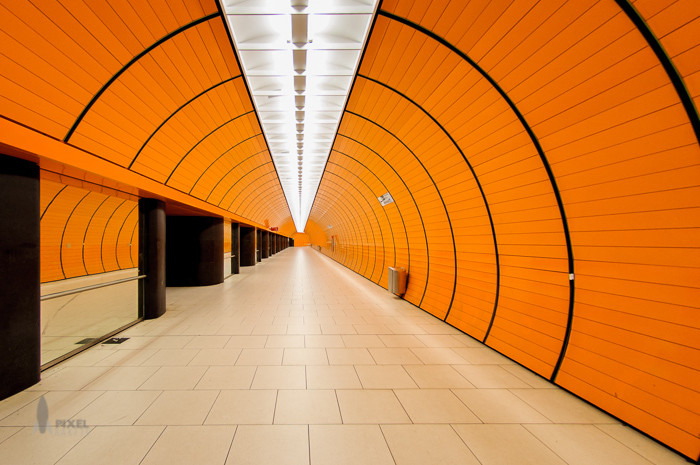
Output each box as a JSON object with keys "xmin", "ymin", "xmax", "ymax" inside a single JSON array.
[{"xmin": 223, "ymin": 0, "xmax": 378, "ymax": 232}]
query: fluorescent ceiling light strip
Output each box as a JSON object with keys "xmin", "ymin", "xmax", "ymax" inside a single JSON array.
[{"xmin": 225, "ymin": 0, "xmax": 378, "ymax": 233}]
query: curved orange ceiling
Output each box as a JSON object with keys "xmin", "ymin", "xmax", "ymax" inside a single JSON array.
[{"xmin": 1, "ymin": 0, "xmax": 291, "ymax": 229}]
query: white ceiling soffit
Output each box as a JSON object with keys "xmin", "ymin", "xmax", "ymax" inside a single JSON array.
[{"xmin": 223, "ymin": 0, "xmax": 378, "ymax": 233}]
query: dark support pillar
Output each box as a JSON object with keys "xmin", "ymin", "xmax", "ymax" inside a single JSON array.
[
  {"xmin": 262, "ymin": 231, "xmax": 269, "ymax": 259},
  {"xmin": 139, "ymin": 199, "xmax": 166, "ymax": 319},
  {"xmin": 256, "ymin": 229, "xmax": 262, "ymax": 262},
  {"xmin": 231, "ymin": 223, "xmax": 240, "ymax": 274},
  {"xmin": 272, "ymin": 234, "xmax": 277, "ymax": 254},
  {"xmin": 240, "ymin": 226, "xmax": 256, "ymax": 266},
  {"xmin": 166, "ymin": 216, "xmax": 223, "ymax": 286},
  {"xmin": 291, "ymin": 238, "xmax": 295, "ymax": 247},
  {"xmin": 0, "ymin": 155, "xmax": 40, "ymax": 400}
]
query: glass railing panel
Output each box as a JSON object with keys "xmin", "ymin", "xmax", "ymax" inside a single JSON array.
[{"xmin": 40, "ymin": 270, "xmax": 142, "ymax": 366}]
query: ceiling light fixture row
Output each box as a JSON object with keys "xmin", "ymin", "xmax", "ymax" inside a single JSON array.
[{"xmin": 224, "ymin": 0, "xmax": 378, "ymax": 232}]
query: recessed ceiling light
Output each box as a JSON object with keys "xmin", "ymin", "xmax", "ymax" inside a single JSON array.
[
  {"xmin": 291, "ymin": 14, "xmax": 308, "ymax": 47},
  {"xmin": 293, "ymin": 50, "xmax": 306, "ymax": 74},
  {"xmin": 294, "ymin": 76, "xmax": 306, "ymax": 94}
]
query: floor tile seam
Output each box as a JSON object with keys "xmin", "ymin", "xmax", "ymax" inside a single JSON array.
[
  {"xmin": 401, "ymin": 363, "xmax": 475, "ymax": 389},
  {"xmin": 246, "ymin": 366, "xmax": 259, "ymax": 390},
  {"xmin": 271, "ymin": 389, "xmax": 280, "ymax": 424},
  {"xmin": 333, "ymin": 389, "xmax": 344, "ymax": 425},
  {"xmin": 134, "ymin": 366, "xmax": 170, "ymax": 390},
  {"xmin": 39, "ymin": 367, "xmax": 108, "ymax": 392},
  {"xmin": 131, "ymin": 390, "xmax": 166, "ymax": 425},
  {"xmin": 592, "ymin": 424, "xmax": 670, "ymax": 465},
  {"xmin": 506, "ymin": 388, "xmax": 561, "ymax": 423},
  {"xmin": 385, "ymin": 388, "xmax": 414, "ymax": 426},
  {"xmin": 231, "ymin": 346, "xmax": 243, "ymax": 365},
  {"xmin": 0, "ymin": 426, "xmax": 23, "ymax": 446},
  {"xmin": 67, "ymin": 389, "xmax": 110, "ymax": 425},
  {"xmin": 447, "ymin": 423, "xmax": 487, "ymax": 465},
  {"xmin": 376, "ymin": 423, "xmax": 400, "ymax": 465},
  {"xmin": 135, "ymin": 424, "xmax": 168, "ymax": 465},
  {"xmin": 0, "ymin": 391, "xmax": 47, "ymax": 423},
  {"xmin": 202, "ymin": 389, "xmax": 224, "ymax": 426},
  {"xmin": 520, "ymin": 423, "xmax": 582, "ymax": 465},
  {"xmin": 219, "ymin": 423, "xmax": 240, "ymax": 465},
  {"xmin": 367, "ymin": 347, "xmax": 379, "ymax": 365},
  {"xmin": 306, "ymin": 424, "xmax": 311, "ymax": 465},
  {"xmin": 184, "ymin": 334, "xmax": 234, "ymax": 350},
  {"xmin": 48, "ymin": 422, "xmax": 100, "ymax": 465},
  {"xmin": 394, "ymin": 387, "xmax": 482, "ymax": 425}
]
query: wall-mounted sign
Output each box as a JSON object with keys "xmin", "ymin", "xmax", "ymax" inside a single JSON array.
[
  {"xmin": 378, "ymin": 192, "xmax": 394, "ymax": 206},
  {"xmin": 270, "ymin": 227, "xmax": 278, "ymax": 231}
]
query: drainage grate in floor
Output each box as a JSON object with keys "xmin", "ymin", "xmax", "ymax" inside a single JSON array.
[{"xmin": 102, "ymin": 337, "xmax": 129, "ymax": 344}]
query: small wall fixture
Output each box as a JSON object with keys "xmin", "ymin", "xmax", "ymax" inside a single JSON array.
[{"xmin": 378, "ymin": 192, "xmax": 394, "ymax": 206}]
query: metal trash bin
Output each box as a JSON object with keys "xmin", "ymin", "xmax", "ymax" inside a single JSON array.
[{"xmin": 388, "ymin": 267, "xmax": 407, "ymax": 296}]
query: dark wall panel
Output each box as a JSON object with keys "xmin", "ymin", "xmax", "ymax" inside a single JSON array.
[
  {"xmin": 0, "ymin": 155, "xmax": 40, "ymax": 399},
  {"xmin": 166, "ymin": 216, "xmax": 224, "ymax": 286}
]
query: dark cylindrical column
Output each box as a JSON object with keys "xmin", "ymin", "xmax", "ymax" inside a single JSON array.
[
  {"xmin": 256, "ymin": 229, "xmax": 262, "ymax": 262},
  {"xmin": 0, "ymin": 155, "xmax": 40, "ymax": 400},
  {"xmin": 231, "ymin": 223, "xmax": 240, "ymax": 274},
  {"xmin": 272, "ymin": 234, "xmax": 277, "ymax": 254},
  {"xmin": 240, "ymin": 226, "xmax": 256, "ymax": 266},
  {"xmin": 166, "ymin": 216, "xmax": 223, "ymax": 286},
  {"xmin": 262, "ymin": 231, "xmax": 269, "ymax": 259},
  {"xmin": 139, "ymin": 198, "xmax": 166, "ymax": 319}
]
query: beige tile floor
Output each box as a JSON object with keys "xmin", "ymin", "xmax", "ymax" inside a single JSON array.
[{"xmin": 0, "ymin": 247, "xmax": 690, "ymax": 465}]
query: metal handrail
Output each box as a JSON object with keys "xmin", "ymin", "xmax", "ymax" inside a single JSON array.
[{"xmin": 41, "ymin": 275, "xmax": 146, "ymax": 301}]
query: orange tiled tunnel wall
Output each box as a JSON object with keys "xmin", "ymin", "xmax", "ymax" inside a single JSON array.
[
  {"xmin": 39, "ymin": 172, "xmax": 139, "ymax": 283},
  {"xmin": 308, "ymin": 0, "xmax": 700, "ymax": 458}
]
